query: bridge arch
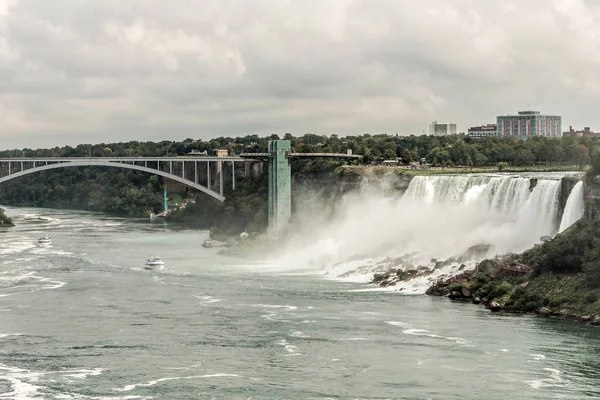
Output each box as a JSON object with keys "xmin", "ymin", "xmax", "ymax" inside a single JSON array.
[{"xmin": 0, "ymin": 160, "xmax": 225, "ymax": 201}]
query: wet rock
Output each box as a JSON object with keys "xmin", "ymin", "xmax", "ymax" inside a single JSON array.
[
  {"xmin": 580, "ymin": 315, "xmax": 592, "ymax": 323},
  {"xmin": 472, "ymin": 297, "xmax": 482, "ymax": 305},
  {"xmin": 458, "ymin": 244, "xmax": 494, "ymax": 262},
  {"xmin": 474, "ymin": 259, "xmax": 499, "ymax": 275},
  {"xmin": 537, "ymin": 307, "xmax": 550, "ymax": 316},
  {"xmin": 461, "ymin": 287, "xmax": 471, "ymax": 298},
  {"xmin": 489, "ymin": 301, "xmax": 502, "ymax": 312},
  {"xmin": 372, "ymin": 273, "xmax": 386, "ymax": 283},
  {"xmin": 591, "ymin": 316, "xmax": 600, "ymax": 326}
]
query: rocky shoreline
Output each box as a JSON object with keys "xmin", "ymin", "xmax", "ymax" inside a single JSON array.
[
  {"xmin": 424, "ymin": 259, "xmax": 600, "ymax": 326},
  {"xmin": 0, "ymin": 208, "xmax": 14, "ymax": 227},
  {"xmin": 370, "ymin": 220, "xmax": 600, "ymax": 327}
]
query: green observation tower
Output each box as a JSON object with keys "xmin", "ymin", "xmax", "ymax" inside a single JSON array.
[{"xmin": 267, "ymin": 140, "xmax": 292, "ymax": 235}]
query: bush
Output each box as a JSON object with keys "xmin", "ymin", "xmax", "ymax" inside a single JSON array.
[
  {"xmin": 488, "ymin": 281, "xmax": 514, "ymax": 299},
  {"xmin": 447, "ymin": 282, "xmax": 463, "ymax": 293},
  {"xmin": 584, "ymin": 291, "xmax": 599, "ymax": 304},
  {"xmin": 549, "ymin": 295, "xmax": 570, "ymax": 308},
  {"xmin": 524, "ymin": 220, "xmax": 600, "ymax": 275}
]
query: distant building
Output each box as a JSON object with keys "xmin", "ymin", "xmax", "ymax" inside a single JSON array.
[
  {"xmin": 467, "ymin": 124, "xmax": 497, "ymax": 139},
  {"xmin": 187, "ymin": 150, "xmax": 207, "ymax": 156},
  {"xmin": 215, "ymin": 149, "xmax": 228, "ymax": 174},
  {"xmin": 496, "ymin": 111, "xmax": 561, "ymax": 139},
  {"xmin": 429, "ymin": 122, "xmax": 457, "ymax": 136},
  {"xmin": 563, "ymin": 126, "xmax": 600, "ymax": 137}
]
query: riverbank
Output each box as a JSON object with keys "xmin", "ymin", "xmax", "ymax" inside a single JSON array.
[
  {"xmin": 421, "ymin": 219, "xmax": 600, "ymax": 326},
  {"xmin": 0, "ymin": 207, "xmax": 14, "ymax": 227}
]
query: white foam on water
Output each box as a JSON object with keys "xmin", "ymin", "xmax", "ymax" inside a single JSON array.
[
  {"xmin": 0, "ymin": 272, "xmax": 67, "ymax": 298},
  {"xmin": 247, "ymin": 304, "xmax": 298, "ymax": 311},
  {"xmin": 527, "ymin": 368, "xmax": 568, "ymax": 390},
  {"xmin": 401, "ymin": 328, "xmax": 470, "ymax": 346},
  {"xmin": 276, "ymin": 339, "xmax": 300, "ymax": 356},
  {"xmin": 0, "ymin": 239, "xmax": 35, "ymax": 255},
  {"xmin": 530, "ymin": 354, "xmax": 546, "ymax": 361},
  {"xmin": 0, "ymin": 364, "xmax": 105, "ymax": 400},
  {"xmin": 193, "ymin": 294, "xmax": 222, "ymax": 304},
  {"xmin": 385, "ymin": 321, "xmax": 409, "ymax": 328},
  {"xmin": 290, "ymin": 331, "xmax": 308, "ymax": 338},
  {"xmin": 113, "ymin": 373, "xmax": 241, "ymax": 392}
]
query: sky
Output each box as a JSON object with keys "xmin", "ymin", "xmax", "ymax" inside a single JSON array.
[{"xmin": 1, "ymin": 0, "xmax": 600, "ymax": 148}]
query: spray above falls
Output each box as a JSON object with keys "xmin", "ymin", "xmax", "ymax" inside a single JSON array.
[{"xmin": 276, "ymin": 173, "xmax": 584, "ymax": 289}]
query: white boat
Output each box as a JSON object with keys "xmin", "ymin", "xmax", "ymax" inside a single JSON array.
[
  {"xmin": 145, "ymin": 255, "xmax": 165, "ymax": 269},
  {"xmin": 37, "ymin": 234, "xmax": 52, "ymax": 245},
  {"xmin": 202, "ymin": 238, "xmax": 226, "ymax": 248}
]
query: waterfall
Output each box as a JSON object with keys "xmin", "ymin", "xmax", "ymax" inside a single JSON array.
[
  {"xmin": 558, "ymin": 181, "xmax": 584, "ymax": 233},
  {"xmin": 275, "ymin": 173, "xmax": 572, "ymax": 291},
  {"xmin": 404, "ymin": 175, "xmax": 560, "ymax": 228}
]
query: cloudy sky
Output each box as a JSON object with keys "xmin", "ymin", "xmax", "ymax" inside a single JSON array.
[{"xmin": 0, "ymin": 0, "xmax": 599, "ymax": 148}]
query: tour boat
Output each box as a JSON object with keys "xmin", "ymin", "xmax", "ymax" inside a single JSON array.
[
  {"xmin": 37, "ymin": 234, "xmax": 52, "ymax": 246},
  {"xmin": 145, "ymin": 255, "xmax": 165, "ymax": 269},
  {"xmin": 202, "ymin": 238, "xmax": 226, "ymax": 248}
]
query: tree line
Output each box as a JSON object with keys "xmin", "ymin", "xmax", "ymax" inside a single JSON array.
[
  {"xmin": 0, "ymin": 133, "xmax": 598, "ymax": 234},
  {"xmin": 1, "ymin": 133, "xmax": 595, "ymax": 168}
]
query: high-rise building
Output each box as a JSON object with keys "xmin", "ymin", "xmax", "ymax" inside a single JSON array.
[
  {"xmin": 467, "ymin": 124, "xmax": 497, "ymax": 139},
  {"xmin": 496, "ymin": 111, "xmax": 561, "ymax": 139},
  {"xmin": 429, "ymin": 122, "xmax": 457, "ymax": 136}
]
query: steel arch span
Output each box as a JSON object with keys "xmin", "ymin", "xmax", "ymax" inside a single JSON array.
[{"xmin": 0, "ymin": 160, "xmax": 226, "ymax": 201}]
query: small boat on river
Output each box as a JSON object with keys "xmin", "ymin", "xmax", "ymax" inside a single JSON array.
[
  {"xmin": 37, "ymin": 234, "xmax": 52, "ymax": 246},
  {"xmin": 145, "ymin": 255, "xmax": 165, "ymax": 269}
]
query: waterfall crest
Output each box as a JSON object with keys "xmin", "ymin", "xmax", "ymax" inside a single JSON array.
[{"xmin": 559, "ymin": 181, "xmax": 584, "ymax": 233}]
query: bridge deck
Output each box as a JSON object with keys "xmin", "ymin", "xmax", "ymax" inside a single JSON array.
[
  {"xmin": 0, "ymin": 156, "xmax": 248, "ymax": 162},
  {"xmin": 239, "ymin": 153, "xmax": 361, "ymax": 158}
]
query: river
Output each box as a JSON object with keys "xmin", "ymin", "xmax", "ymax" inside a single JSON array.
[{"xmin": 1, "ymin": 206, "xmax": 600, "ymax": 399}]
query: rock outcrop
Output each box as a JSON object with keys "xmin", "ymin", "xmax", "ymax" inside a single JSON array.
[{"xmin": 0, "ymin": 208, "xmax": 13, "ymax": 227}]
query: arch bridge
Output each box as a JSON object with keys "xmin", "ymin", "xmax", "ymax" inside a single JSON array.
[
  {"xmin": 0, "ymin": 156, "xmax": 252, "ymax": 202},
  {"xmin": 0, "ymin": 141, "xmax": 361, "ymax": 233}
]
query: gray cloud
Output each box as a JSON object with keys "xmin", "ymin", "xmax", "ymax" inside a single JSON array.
[{"xmin": 1, "ymin": 0, "xmax": 600, "ymax": 148}]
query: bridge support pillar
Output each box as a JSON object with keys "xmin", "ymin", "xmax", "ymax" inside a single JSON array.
[{"xmin": 268, "ymin": 140, "xmax": 292, "ymax": 235}]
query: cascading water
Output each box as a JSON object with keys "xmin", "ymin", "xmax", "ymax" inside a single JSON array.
[
  {"xmin": 559, "ymin": 181, "xmax": 585, "ymax": 233},
  {"xmin": 275, "ymin": 173, "xmax": 582, "ymax": 293}
]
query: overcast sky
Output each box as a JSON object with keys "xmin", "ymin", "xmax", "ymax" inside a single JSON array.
[{"xmin": 0, "ymin": 0, "xmax": 599, "ymax": 148}]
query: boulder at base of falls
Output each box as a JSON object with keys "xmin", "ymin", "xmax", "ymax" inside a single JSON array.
[
  {"xmin": 371, "ymin": 266, "xmax": 434, "ymax": 288},
  {"xmin": 488, "ymin": 300, "xmax": 503, "ymax": 312},
  {"xmin": 458, "ymin": 244, "xmax": 495, "ymax": 262},
  {"xmin": 474, "ymin": 259, "xmax": 499, "ymax": 275}
]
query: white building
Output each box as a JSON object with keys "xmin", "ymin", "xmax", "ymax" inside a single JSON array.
[{"xmin": 429, "ymin": 122, "xmax": 457, "ymax": 136}]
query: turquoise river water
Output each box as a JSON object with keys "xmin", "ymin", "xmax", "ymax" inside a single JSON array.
[{"xmin": 0, "ymin": 206, "xmax": 599, "ymax": 399}]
